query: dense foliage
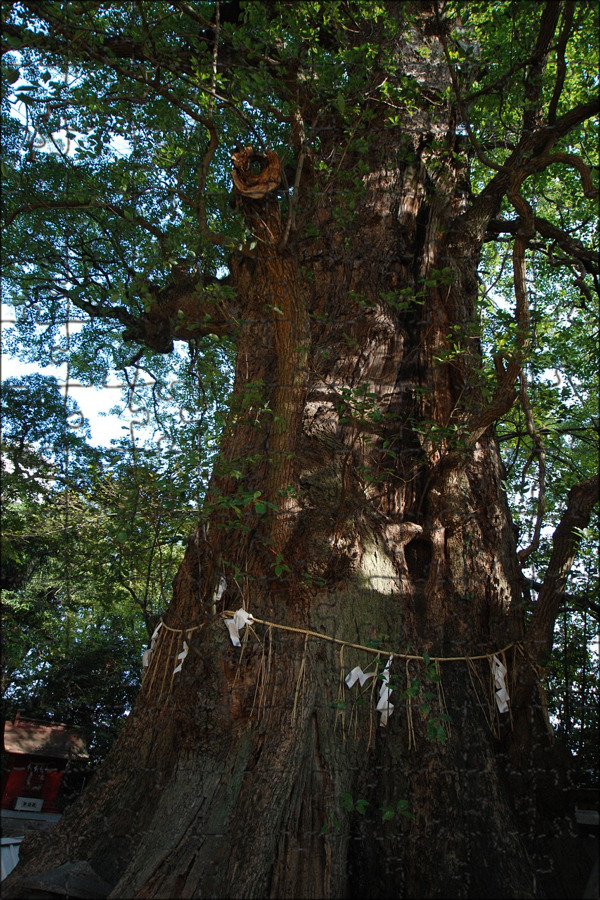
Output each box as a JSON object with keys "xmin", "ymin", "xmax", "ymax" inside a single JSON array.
[
  {"xmin": 1, "ymin": 363, "xmax": 232, "ymax": 761},
  {"xmin": 1, "ymin": 0, "xmax": 598, "ymax": 785}
]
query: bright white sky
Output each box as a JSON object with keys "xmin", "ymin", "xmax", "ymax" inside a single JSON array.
[
  {"xmin": 2, "ymin": 304, "xmax": 137, "ymax": 447},
  {"xmin": 2, "ymin": 78, "xmax": 142, "ymax": 448}
]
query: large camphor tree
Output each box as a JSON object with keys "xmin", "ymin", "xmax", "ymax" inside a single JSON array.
[{"xmin": 2, "ymin": 1, "xmax": 598, "ymax": 897}]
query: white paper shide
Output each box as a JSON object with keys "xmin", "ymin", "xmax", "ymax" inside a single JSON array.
[
  {"xmin": 225, "ymin": 608, "xmax": 254, "ymax": 647},
  {"xmin": 492, "ymin": 655, "xmax": 510, "ymax": 713},
  {"xmin": 345, "ymin": 654, "xmax": 395, "ymax": 727}
]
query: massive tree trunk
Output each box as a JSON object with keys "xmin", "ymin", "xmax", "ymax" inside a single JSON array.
[{"xmin": 4, "ymin": 5, "xmax": 591, "ymax": 900}]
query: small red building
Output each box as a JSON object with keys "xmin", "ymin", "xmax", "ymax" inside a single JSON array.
[{"xmin": 1, "ymin": 713, "xmax": 88, "ymax": 814}]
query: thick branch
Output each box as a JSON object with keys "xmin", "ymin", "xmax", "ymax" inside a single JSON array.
[
  {"xmin": 485, "ymin": 216, "xmax": 600, "ymax": 275},
  {"xmin": 464, "ymin": 96, "xmax": 599, "ymax": 237},
  {"xmin": 522, "ymin": 151, "xmax": 599, "ymax": 198},
  {"xmin": 528, "ymin": 475, "xmax": 599, "ymax": 663},
  {"xmin": 525, "ymin": 578, "xmax": 600, "ymax": 620},
  {"xmin": 465, "ymin": 355, "xmax": 520, "ymax": 447},
  {"xmin": 465, "ymin": 178, "xmax": 535, "ymax": 445},
  {"xmin": 547, "ymin": 1, "xmax": 575, "ymax": 125},
  {"xmin": 54, "ymin": 273, "xmax": 237, "ymax": 355},
  {"xmin": 121, "ymin": 275, "xmax": 239, "ymax": 354},
  {"xmin": 62, "ymin": 291, "xmax": 139, "ymax": 331},
  {"xmin": 551, "ymin": 97, "xmax": 600, "ymax": 140},
  {"xmin": 521, "ymin": 0, "xmax": 562, "ymax": 133}
]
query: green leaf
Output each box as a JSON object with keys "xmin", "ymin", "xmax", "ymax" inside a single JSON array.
[{"xmin": 341, "ymin": 792, "xmax": 354, "ymax": 812}]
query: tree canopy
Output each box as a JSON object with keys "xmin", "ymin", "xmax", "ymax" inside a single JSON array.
[{"xmin": 1, "ymin": 2, "xmax": 599, "ymax": 897}]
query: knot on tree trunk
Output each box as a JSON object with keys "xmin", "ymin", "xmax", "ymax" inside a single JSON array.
[{"xmin": 231, "ymin": 145, "xmax": 281, "ymax": 198}]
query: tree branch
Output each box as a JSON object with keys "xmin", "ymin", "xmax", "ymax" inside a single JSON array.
[
  {"xmin": 524, "ymin": 578, "xmax": 600, "ymax": 620},
  {"xmin": 551, "ymin": 96, "xmax": 600, "ymax": 140},
  {"xmin": 194, "ymin": 2, "xmax": 233, "ymax": 250},
  {"xmin": 485, "ymin": 216, "xmax": 600, "ymax": 275},
  {"xmin": 465, "ymin": 173, "xmax": 537, "ymax": 445},
  {"xmin": 4, "ymin": 198, "xmax": 168, "ymax": 254},
  {"xmin": 521, "ymin": 0, "xmax": 562, "ymax": 133},
  {"xmin": 434, "ymin": 3, "xmax": 504, "ymax": 174},
  {"xmin": 516, "ymin": 373, "xmax": 546, "ymax": 563},
  {"xmin": 50, "ymin": 269, "xmax": 238, "ymax": 356},
  {"xmin": 170, "ymin": 0, "xmax": 213, "ymax": 29},
  {"xmin": 60, "ymin": 291, "xmax": 138, "ymax": 330},
  {"xmin": 120, "ymin": 274, "xmax": 239, "ymax": 354},
  {"xmin": 528, "ymin": 475, "xmax": 600, "ymax": 663},
  {"xmin": 547, "ymin": 1, "xmax": 575, "ymax": 125},
  {"xmin": 464, "ymin": 359, "xmax": 520, "ymax": 447},
  {"xmin": 522, "ymin": 151, "xmax": 599, "ymax": 198},
  {"xmin": 463, "ymin": 96, "xmax": 599, "ymax": 238}
]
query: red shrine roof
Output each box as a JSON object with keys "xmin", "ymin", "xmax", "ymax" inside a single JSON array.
[{"xmin": 3, "ymin": 714, "xmax": 88, "ymax": 760}]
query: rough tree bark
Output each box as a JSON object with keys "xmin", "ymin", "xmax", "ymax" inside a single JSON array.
[{"xmin": 4, "ymin": 3, "xmax": 597, "ymax": 899}]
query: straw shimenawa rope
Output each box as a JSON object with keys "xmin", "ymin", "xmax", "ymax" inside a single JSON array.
[
  {"xmin": 144, "ymin": 609, "xmax": 519, "ymax": 671},
  {"xmin": 141, "ymin": 610, "xmax": 522, "ymax": 743},
  {"xmin": 220, "ymin": 610, "xmax": 519, "ymax": 663}
]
